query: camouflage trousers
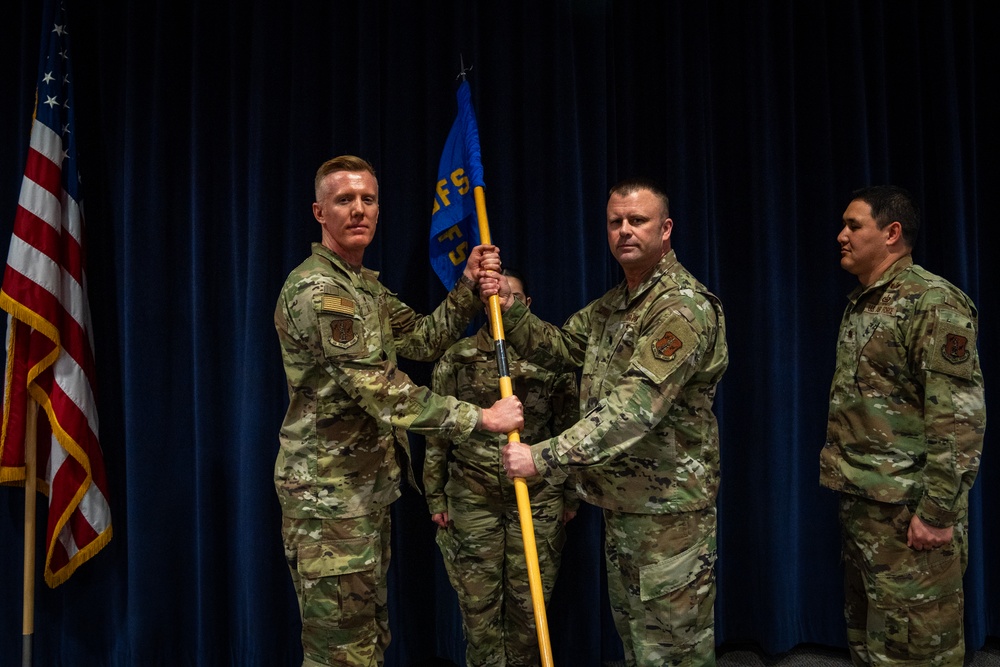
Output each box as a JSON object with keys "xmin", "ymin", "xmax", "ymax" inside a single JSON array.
[
  {"xmin": 839, "ymin": 495, "xmax": 967, "ymax": 667},
  {"xmin": 604, "ymin": 506, "xmax": 717, "ymax": 667},
  {"xmin": 435, "ymin": 483, "xmax": 566, "ymax": 667},
  {"xmin": 281, "ymin": 509, "xmax": 391, "ymax": 667}
]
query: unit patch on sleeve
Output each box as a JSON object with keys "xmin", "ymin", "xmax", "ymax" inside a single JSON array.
[
  {"xmin": 942, "ymin": 333, "xmax": 970, "ymax": 364},
  {"xmin": 653, "ymin": 331, "xmax": 684, "ymax": 360},
  {"xmin": 928, "ymin": 314, "xmax": 976, "ymax": 380},
  {"xmin": 329, "ymin": 318, "xmax": 357, "ymax": 347},
  {"xmin": 635, "ymin": 322, "xmax": 698, "ymax": 385}
]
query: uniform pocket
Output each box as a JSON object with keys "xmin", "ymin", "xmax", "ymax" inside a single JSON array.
[
  {"xmin": 297, "ymin": 535, "xmax": 379, "ymax": 579},
  {"xmin": 436, "ymin": 525, "xmax": 476, "ymax": 599},
  {"xmin": 638, "ymin": 535, "xmax": 717, "ymax": 647},
  {"xmin": 297, "ymin": 534, "xmax": 380, "ymax": 626},
  {"xmin": 639, "ymin": 535, "xmax": 716, "ymax": 602},
  {"xmin": 874, "ymin": 549, "xmax": 963, "ymax": 661},
  {"xmin": 434, "ymin": 524, "xmax": 462, "ymax": 564},
  {"xmin": 856, "ymin": 321, "xmax": 903, "ymax": 398}
]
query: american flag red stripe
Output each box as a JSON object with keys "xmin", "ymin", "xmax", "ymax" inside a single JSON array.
[
  {"xmin": 3, "ymin": 268, "xmax": 97, "ymax": 386},
  {"xmin": 23, "ymin": 149, "xmax": 62, "ymax": 205},
  {"xmin": 1, "ymin": 0, "xmax": 111, "ymax": 587},
  {"xmin": 10, "ymin": 203, "xmax": 87, "ymax": 288}
]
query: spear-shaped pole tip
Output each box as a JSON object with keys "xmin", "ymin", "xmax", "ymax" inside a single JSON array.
[{"xmin": 457, "ymin": 54, "xmax": 473, "ymax": 81}]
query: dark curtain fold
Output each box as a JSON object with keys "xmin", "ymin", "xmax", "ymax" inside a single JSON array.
[{"xmin": 1, "ymin": 1, "xmax": 996, "ymax": 665}]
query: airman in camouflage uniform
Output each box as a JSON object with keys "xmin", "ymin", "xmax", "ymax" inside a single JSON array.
[
  {"xmin": 496, "ymin": 179, "xmax": 729, "ymax": 667},
  {"xmin": 820, "ymin": 185, "xmax": 986, "ymax": 667},
  {"xmin": 275, "ymin": 156, "xmax": 524, "ymax": 667},
  {"xmin": 424, "ymin": 272, "xmax": 580, "ymax": 667}
]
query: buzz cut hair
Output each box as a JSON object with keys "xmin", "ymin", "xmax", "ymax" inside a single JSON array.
[{"xmin": 609, "ymin": 178, "xmax": 670, "ymax": 217}]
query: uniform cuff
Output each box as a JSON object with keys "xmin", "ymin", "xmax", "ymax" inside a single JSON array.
[
  {"xmin": 530, "ymin": 441, "xmax": 565, "ymax": 479},
  {"xmin": 504, "ymin": 297, "xmax": 529, "ymax": 324},
  {"xmin": 457, "ymin": 273, "xmax": 477, "ymax": 292},
  {"xmin": 455, "ymin": 403, "xmax": 483, "ymax": 441},
  {"xmin": 426, "ymin": 496, "xmax": 447, "ymax": 515},
  {"xmin": 916, "ymin": 496, "xmax": 959, "ymax": 528}
]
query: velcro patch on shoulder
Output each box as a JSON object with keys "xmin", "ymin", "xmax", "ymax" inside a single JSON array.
[
  {"xmin": 321, "ymin": 295, "xmax": 355, "ymax": 316},
  {"xmin": 635, "ymin": 322, "xmax": 698, "ymax": 385},
  {"xmin": 653, "ymin": 331, "xmax": 684, "ymax": 360},
  {"xmin": 329, "ymin": 318, "xmax": 357, "ymax": 344},
  {"xmin": 928, "ymin": 314, "xmax": 976, "ymax": 380}
]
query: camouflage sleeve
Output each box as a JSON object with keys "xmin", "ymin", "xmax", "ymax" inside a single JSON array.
[
  {"xmin": 299, "ymin": 278, "xmax": 481, "ymax": 442},
  {"xmin": 503, "ymin": 299, "xmax": 591, "ymax": 373},
  {"xmin": 275, "ymin": 283, "xmax": 312, "ymax": 382},
  {"xmin": 531, "ymin": 299, "xmax": 714, "ymax": 475},
  {"xmin": 550, "ymin": 371, "xmax": 581, "ymax": 434},
  {"xmin": 392, "ymin": 281, "xmax": 480, "ymax": 362},
  {"xmin": 909, "ymin": 291, "xmax": 986, "ymax": 527},
  {"xmin": 549, "ymin": 371, "xmax": 581, "ymax": 509},
  {"xmin": 423, "ymin": 351, "xmax": 460, "ymax": 515}
]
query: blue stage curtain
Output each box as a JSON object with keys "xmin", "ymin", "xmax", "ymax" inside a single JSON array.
[{"xmin": 1, "ymin": 1, "xmax": 996, "ymax": 665}]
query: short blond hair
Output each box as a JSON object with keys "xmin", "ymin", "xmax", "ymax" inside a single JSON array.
[{"xmin": 314, "ymin": 155, "xmax": 376, "ymax": 199}]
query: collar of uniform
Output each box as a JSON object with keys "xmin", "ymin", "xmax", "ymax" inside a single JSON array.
[
  {"xmin": 473, "ymin": 323, "xmax": 494, "ymax": 351},
  {"xmin": 616, "ymin": 249, "xmax": 679, "ymax": 308},
  {"xmin": 847, "ymin": 254, "xmax": 913, "ymax": 305},
  {"xmin": 311, "ymin": 242, "xmax": 381, "ymax": 289}
]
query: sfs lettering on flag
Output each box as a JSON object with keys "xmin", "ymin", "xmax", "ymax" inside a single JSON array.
[{"xmin": 432, "ymin": 167, "xmax": 471, "ymax": 267}]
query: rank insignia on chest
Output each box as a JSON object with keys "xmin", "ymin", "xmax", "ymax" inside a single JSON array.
[
  {"xmin": 330, "ymin": 318, "xmax": 355, "ymax": 345},
  {"xmin": 653, "ymin": 331, "xmax": 683, "ymax": 360},
  {"xmin": 942, "ymin": 333, "xmax": 970, "ymax": 364}
]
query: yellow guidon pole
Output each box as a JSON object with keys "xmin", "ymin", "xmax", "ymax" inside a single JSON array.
[{"xmin": 473, "ymin": 186, "xmax": 554, "ymax": 667}]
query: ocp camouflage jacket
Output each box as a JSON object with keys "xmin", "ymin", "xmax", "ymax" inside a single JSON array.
[
  {"xmin": 274, "ymin": 243, "xmax": 481, "ymax": 519},
  {"xmin": 501, "ymin": 250, "xmax": 729, "ymax": 514},
  {"xmin": 820, "ymin": 255, "xmax": 986, "ymax": 528}
]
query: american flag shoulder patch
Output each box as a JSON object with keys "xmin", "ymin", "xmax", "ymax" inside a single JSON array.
[{"xmin": 321, "ymin": 295, "xmax": 355, "ymax": 316}]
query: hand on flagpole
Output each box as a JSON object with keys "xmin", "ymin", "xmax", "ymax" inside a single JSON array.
[
  {"xmin": 503, "ymin": 441, "xmax": 538, "ymax": 478},
  {"xmin": 480, "ymin": 270, "xmax": 515, "ymax": 311},
  {"xmin": 463, "ymin": 243, "xmax": 501, "ymax": 284},
  {"xmin": 480, "ymin": 395, "xmax": 524, "ymax": 433}
]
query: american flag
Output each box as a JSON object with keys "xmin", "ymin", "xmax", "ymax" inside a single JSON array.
[{"xmin": 1, "ymin": 0, "xmax": 112, "ymax": 587}]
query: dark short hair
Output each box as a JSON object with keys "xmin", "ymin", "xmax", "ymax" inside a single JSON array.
[
  {"xmin": 609, "ymin": 178, "xmax": 670, "ymax": 217},
  {"xmin": 502, "ymin": 268, "xmax": 528, "ymax": 296},
  {"xmin": 851, "ymin": 185, "xmax": 920, "ymax": 248},
  {"xmin": 314, "ymin": 155, "xmax": 376, "ymax": 198}
]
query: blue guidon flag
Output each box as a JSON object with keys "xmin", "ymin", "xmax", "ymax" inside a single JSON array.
[{"xmin": 429, "ymin": 81, "xmax": 485, "ymax": 289}]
